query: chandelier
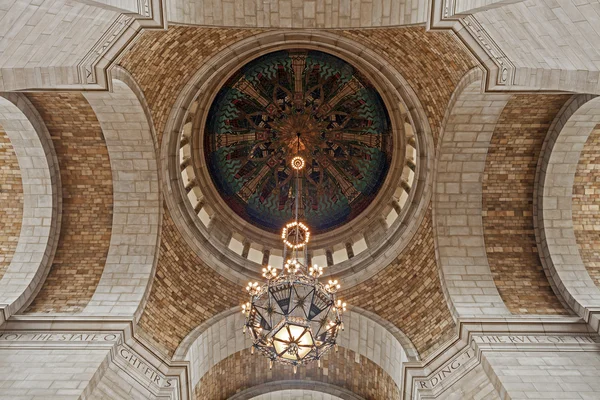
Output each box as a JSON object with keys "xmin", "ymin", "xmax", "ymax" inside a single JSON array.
[{"xmin": 241, "ymin": 136, "xmax": 347, "ymax": 373}]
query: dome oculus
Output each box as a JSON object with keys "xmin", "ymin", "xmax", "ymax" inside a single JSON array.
[{"xmin": 204, "ymin": 50, "xmax": 393, "ymax": 234}]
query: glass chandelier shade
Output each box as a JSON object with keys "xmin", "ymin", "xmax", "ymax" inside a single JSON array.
[{"xmin": 241, "ymin": 151, "xmax": 347, "ymax": 372}]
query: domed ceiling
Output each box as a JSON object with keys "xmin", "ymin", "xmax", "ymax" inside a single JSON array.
[{"xmin": 204, "ymin": 50, "xmax": 393, "ymax": 234}]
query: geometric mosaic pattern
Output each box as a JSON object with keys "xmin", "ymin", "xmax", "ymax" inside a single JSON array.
[{"xmin": 205, "ymin": 50, "xmax": 392, "ymax": 233}]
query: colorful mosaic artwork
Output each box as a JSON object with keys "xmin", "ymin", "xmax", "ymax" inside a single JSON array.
[{"xmin": 205, "ymin": 50, "xmax": 392, "ymax": 233}]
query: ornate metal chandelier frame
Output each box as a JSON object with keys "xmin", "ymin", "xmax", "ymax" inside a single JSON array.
[{"xmin": 242, "ymin": 134, "xmax": 347, "ymax": 373}]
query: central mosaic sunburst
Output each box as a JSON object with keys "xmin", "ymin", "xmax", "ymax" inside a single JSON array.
[{"xmin": 205, "ymin": 50, "xmax": 392, "ymax": 233}]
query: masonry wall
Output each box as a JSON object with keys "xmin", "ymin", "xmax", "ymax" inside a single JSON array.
[
  {"xmin": 166, "ymin": 0, "xmax": 428, "ymax": 27},
  {"xmin": 0, "ymin": 348, "xmax": 108, "ymax": 400},
  {"xmin": 136, "ymin": 208, "xmax": 244, "ymax": 356},
  {"xmin": 474, "ymin": 0, "xmax": 600, "ymax": 93},
  {"xmin": 340, "ymin": 209, "xmax": 456, "ymax": 358},
  {"xmin": 484, "ymin": 350, "xmax": 600, "ymax": 399},
  {"xmin": 437, "ymin": 364, "xmax": 500, "ymax": 400},
  {"xmin": 337, "ymin": 28, "xmax": 477, "ymax": 146},
  {"xmin": 0, "ymin": 0, "xmax": 120, "ymax": 91},
  {"xmin": 87, "ymin": 361, "xmax": 155, "ymax": 400},
  {"xmin": 0, "ymin": 126, "xmax": 23, "ymax": 280}
]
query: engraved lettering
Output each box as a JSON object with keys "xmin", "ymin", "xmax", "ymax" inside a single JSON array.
[{"xmin": 440, "ymin": 366, "xmax": 452, "ymax": 379}]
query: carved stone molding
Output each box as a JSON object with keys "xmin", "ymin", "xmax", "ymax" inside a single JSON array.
[
  {"xmin": 0, "ymin": 317, "xmax": 191, "ymax": 399},
  {"xmin": 2, "ymin": 315, "xmax": 598, "ymax": 399},
  {"xmin": 3, "ymin": 0, "xmax": 166, "ymax": 91},
  {"xmin": 403, "ymin": 317, "xmax": 599, "ymax": 399},
  {"xmin": 428, "ymin": 0, "xmax": 519, "ymax": 92}
]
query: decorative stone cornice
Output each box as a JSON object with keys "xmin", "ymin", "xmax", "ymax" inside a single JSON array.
[
  {"xmin": 77, "ymin": 0, "xmax": 167, "ymax": 91},
  {"xmin": 1, "ymin": 315, "xmax": 598, "ymax": 399},
  {"xmin": 2, "ymin": 0, "xmax": 166, "ymax": 92},
  {"xmin": 403, "ymin": 316, "xmax": 599, "ymax": 399},
  {"xmin": 428, "ymin": 0, "xmax": 519, "ymax": 93},
  {"xmin": 0, "ymin": 316, "xmax": 191, "ymax": 399}
]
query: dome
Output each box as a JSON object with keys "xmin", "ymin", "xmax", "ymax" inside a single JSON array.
[{"xmin": 203, "ymin": 50, "xmax": 393, "ymax": 234}]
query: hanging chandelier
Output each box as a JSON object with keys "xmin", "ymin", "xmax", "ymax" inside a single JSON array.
[{"xmin": 241, "ymin": 136, "xmax": 347, "ymax": 373}]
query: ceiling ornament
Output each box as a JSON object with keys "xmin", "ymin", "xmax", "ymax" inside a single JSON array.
[
  {"xmin": 205, "ymin": 50, "xmax": 392, "ymax": 234},
  {"xmin": 242, "ymin": 141, "xmax": 346, "ymax": 373}
]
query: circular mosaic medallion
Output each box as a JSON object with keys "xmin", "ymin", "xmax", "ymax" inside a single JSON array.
[{"xmin": 205, "ymin": 50, "xmax": 393, "ymax": 234}]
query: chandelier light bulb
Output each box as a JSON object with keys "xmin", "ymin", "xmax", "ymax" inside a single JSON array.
[
  {"xmin": 291, "ymin": 156, "xmax": 305, "ymax": 170},
  {"xmin": 309, "ymin": 264, "xmax": 324, "ymax": 278},
  {"xmin": 325, "ymin": 279, "xmax": 340, "ymax": 293},
  {"xmin": 262, "ymin": 265, "xmax": 278, "ymax": 279},
  {"xmin": 246, "ymin": 281, "xmax": 260, "ymax": 296}
]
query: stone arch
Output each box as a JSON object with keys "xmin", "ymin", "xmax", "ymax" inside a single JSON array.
[
  {"xmin": 0, "ymin": 93, "xmax": 61, "ymax": 323},
  {"xmin": 194, "ymin": 346, "xmax": 400, "ymax": 399},
  {"xmin": 229, "ymin": 383, "xmax": 363, "ymax": 400},
  {"xmin": 434, "ymin": 68, "xmax": 511, "ymax": 319},
  {"xmin": 173, "ymin": 305, "xmax": 416, "ymax": 397},
  {"xmin": 534, "ymin": 95, "xmax": 600, "ymax": 330},
  {"xmin": 81, "ymin": 72, "xmax": 161, "ymax": 318}
]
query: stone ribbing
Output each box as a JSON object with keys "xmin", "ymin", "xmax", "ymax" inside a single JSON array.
[
  {"xmin": 25, "ymin": 93, "xmax": 113, "ymax": 313},
  {"xmin": 0, "ymin": 126, "xmax": 23, "ymax": 280},
  {"xmin": 0, "ymin": 94, "xmax": 61, "ymax": 320},
  {"xmin": 136, "ymin": 206, "xmax": 244, "ymax": 356},
  {"xmin": 339, "ymin": 208, "xmax": 455, "ymax": 358},
  {"xmin": 194, "ymin": 347, "xmax": 400, "ymax": 400},
  {"xmin": 482, "ymin": 94, "xmax": 570, "ymax": 315},
  {"xmin": 436, "ymin": 74, "xmax": 512, "ymax": 318},
  {"xmin": 536, "ymin": 96, "xmax": 600, "ymax": 322},
  {"xmin": 82, "ymin": 80, "xmax": 160, "ymax": 317},
  {"xmin": 573, "ymin": 126, "xmax": 600, "ymax": 288}
]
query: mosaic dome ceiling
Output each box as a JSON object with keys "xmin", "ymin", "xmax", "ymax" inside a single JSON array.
[{"xmin": 205, "ymin": 50, "xmax": 393, "ymax": 234}]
